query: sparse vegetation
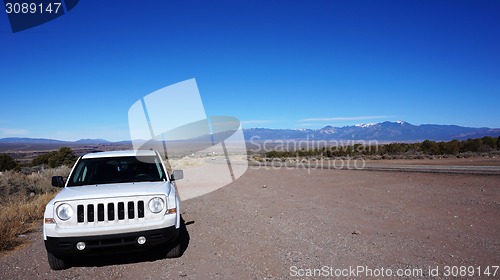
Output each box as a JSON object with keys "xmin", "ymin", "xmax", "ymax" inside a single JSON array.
[
  {"xmin": 31, "ymin": 147, "xmax": 77, "ymax": 168},
  {"xmin": 262, "ymin": 137, "xmax": 500, "ymax": 159},
  {"xmin": 0, "ymin": 193, "xmax": 55, "ymax": 251},
  {"xmin": 0, "ymin": 166, "xmax": 71, "ymax": 251},
  {"xmin": 0, "ymin": 154, "xmax": 19, "ymax": 171}
]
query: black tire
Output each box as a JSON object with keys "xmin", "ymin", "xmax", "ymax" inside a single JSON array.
[
  {"xmin": 47, "ymin": 252, "xmax": 68, "ymax": 270},
  {"xmin": 166, "ymin": 240, "xmax": 181, "ymax": 258}
]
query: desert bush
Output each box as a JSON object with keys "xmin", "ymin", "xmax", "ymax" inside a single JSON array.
[
  {"xmin": 0, "ymin": 154, "xmax": 18, "ymax": 171},
  {"xmin": 0, "ymin": 166, "xmax": 70, "ymax": 251},
  {"xmin": 0, "ymin": 193, "xmax": 55, "ymax": 251},
  {"xmin": 462, "ymin": 138, "xmax": 482, "ymax": 153},
  {"xmin": 384, "ymin": 143, "xmax": 405, "ymax": 154},
  {"xmin": 481, "ymin": 136, "xmax": 497, "ymax": 151},
  {"xmin": 421, "ymin": 140, "xmax": 441, "ymax": 155},
  {"xmin": 440, "ymin": 140, "xmax": 461, "ymax": 155},
  {"xmin": 0, "ymin": 165, "xmax": 71, "ymax": 201},
  {"xmin": 32, "ymin": 147, "xmax": 77, "ymax": 168}
]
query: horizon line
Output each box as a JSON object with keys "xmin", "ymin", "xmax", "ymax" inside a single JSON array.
[{"xmin": 0, "ymin": 120, "xmax": 499, "ymax": 142}]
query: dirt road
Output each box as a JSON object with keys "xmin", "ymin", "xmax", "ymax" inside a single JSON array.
[{"xmin": 1, "ymin": 168, "xmax": 499, "ymax": 279}]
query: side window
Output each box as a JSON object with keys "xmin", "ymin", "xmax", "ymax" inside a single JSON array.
[
  {"xmin": 154, "ymin": 158, "xmax": 163, "ymax": 179},
  {"xmin": 81, "ymin": 166, "xmax": 88, "ymax": 182},
  {"xmin": 71, "ymin": 162, "xmax": 85, "ymax": 183}
]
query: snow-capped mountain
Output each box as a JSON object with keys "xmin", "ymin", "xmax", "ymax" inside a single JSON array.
[
  {"xmin": 244, "ymin": 121, "xmax": 500, "ymax": 141},
  {"xmin": 355, "ymin": 123, "xmax": 377, "ymax": 128}
]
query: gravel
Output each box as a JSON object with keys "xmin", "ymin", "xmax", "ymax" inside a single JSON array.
[{"xmin": 0, "ymin": 168, "xmax": 498, "ymax": 279}]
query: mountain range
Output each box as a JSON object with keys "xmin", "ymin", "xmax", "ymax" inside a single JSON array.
[
  {"xmin": 1, "ymin": 121, "xmax": 499, "ymax": 144},
  {"xmin": 243, "ymin": 121, "xmax": 500, "ymax": 142}
]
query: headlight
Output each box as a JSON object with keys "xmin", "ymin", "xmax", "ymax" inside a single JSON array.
[
  {"xmin": 56, "ymin": 204, "xmax": 73, "ymax": 221},
  {"xmin": 148, "ymin": 197, "xmax": 165, "ymax": 213}
]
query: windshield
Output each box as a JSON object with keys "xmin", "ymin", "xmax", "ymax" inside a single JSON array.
[{"xmin": 67, "ymin": 155, "xmax": 166, "ymax": 186}]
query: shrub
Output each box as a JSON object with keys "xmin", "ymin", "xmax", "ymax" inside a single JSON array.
[
  {"xmin": 0, "ymin": 166, "xmax": 70, "ymax": 251},
  {"xmin": 481, "ymin": 136, "xmax": 496, "ymax": 150},
  {"xmin": 32, "ymin": 147, "xmax": 77, "ymax": 168},
  {"xmin": 0, "ymin": 154, "xmax": 18, "ymax": 171},
  {"xmin": 462, "ymin": 138, "xmax": 482, "ymax": 153},
  {"xmin": 421, "ymin": 140, "xmax": 441, "ymax": 155},
  {"xmin": 0, "ymin": 166, "xmax": 71, "ymax": 200},
  {"xmin": 0, "ymin": 193, "xmax": 55, "ymax": 251},
  {"xmin": 440, "ymin": 140, "xmax": 461, "ymax": 155}
]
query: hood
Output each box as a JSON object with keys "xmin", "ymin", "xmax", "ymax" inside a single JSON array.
[{"xmin": 53, "ymin": 181, "xmax": 171, "ymax": 202}]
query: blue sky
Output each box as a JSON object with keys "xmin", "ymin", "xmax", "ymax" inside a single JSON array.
[{"xmin": 0, "ymin": 0, "xmax": 499, "ymax": 141}]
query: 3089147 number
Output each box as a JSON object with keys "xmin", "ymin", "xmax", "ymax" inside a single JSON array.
[
  {"xmin": 443, "ymin": 266, "xmax": 499, "ymax": 277},
  {"xmin": 5, "ymin": 2, "xmax": 62, "ymax": 14}
]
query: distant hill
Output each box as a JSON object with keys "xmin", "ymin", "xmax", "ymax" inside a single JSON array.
[
  {"xmin": 0, "ymin": 138, "xmax": 114, "ymax": 144},
  {"xmin": 0, "ymin": 137, "xmax": 69, "ymax": 144},
  {"xmin": 75, "ymin": 139, "xmax": 111, "ymax": 144},
  {"xmin": 243, "ymin": 121, "xmax": 500, "ymax": 142}
]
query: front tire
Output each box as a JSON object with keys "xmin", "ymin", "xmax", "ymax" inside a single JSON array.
[
  {"xmin": 47, "ymin": 252, "xmax": 68, "ymax": 270},
  {"xmin": 166, "ymin": 240, "xmax": 181, "ymax": 258}
]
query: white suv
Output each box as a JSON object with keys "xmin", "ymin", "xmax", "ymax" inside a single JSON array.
[{"xmin": 44, "ymin": 150, "xmax": 182, "ymax": 270}]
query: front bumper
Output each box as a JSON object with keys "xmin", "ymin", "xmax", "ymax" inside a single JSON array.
[{"xmin": 45, "ymin": 226, "xmax": 179, "ymax": 256}]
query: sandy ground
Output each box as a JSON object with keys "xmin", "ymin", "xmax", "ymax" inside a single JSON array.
[{"xmin": 0, "ymin": 167, "xmax": 499, "ymax": 279}]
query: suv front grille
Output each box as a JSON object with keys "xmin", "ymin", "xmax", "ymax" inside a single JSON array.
[{"xmin": 76, "ymin": 200, "xmax": 145, "ymax": 223}]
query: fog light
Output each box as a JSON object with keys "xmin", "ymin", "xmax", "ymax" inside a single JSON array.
[
  {"xmin": 76, "ymin": 242, "xmax": 86, "ymax": 251},
  {"xmin": 137, "ymin": 236, "xmax": 146, "ymax": 245}
]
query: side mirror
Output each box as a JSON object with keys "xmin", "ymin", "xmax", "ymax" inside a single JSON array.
[
  {"xmin": 170, "ymin": 170, "xmax": 183, "ymax": 181},
  {"xmin": 51, "ymin": 176, "xmax": 65, "ymax": 187}
]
